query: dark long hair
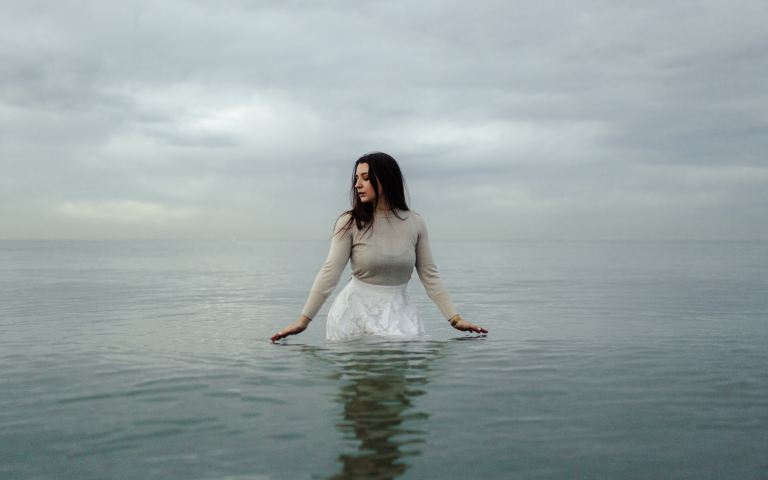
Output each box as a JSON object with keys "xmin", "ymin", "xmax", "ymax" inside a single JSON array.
[{"xmin": 336, "ymin": 152, "xmax": 410, "ymax": 236}]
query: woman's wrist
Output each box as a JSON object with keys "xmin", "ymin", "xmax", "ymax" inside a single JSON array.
[{"xmin": 448, "ymin": 314, "xmax": 461, "ymax": 326}]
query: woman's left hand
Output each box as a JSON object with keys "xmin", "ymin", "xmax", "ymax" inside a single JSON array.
[{"xmin": 451, "ymin": 317, "xmax": 488, "ymax": 334}]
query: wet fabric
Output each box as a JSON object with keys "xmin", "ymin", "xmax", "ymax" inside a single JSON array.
[{"xmin": 326, "ymin": 276, "xmax": 425, "ymax": 341}]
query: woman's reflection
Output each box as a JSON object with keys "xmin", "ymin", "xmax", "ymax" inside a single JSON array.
[{"xmin": 319, "ymin": 339, "xmax": 446, "ymax": 480}]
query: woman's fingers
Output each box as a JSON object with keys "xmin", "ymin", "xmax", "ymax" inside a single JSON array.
[
  {"xmin": 270, "ymin": 323, "xmax": 307, "ymax": 343},
  {"xmin": 270, "ymin": 328, "xmax": 291, "ymax": 343},
  {"xmin": 455, "ymin": 320, "xmax": 488, "ymax": 334},
  {"xmin": 272, "ymin": 331, "xmax": 287, "ymax": 342}
]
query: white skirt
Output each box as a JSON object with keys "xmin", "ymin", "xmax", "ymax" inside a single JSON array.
[{"xmin": 326, "ymin": 276, "xmax": 425, "ymax": 341}]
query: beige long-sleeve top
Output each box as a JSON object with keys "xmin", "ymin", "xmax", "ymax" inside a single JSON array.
[{"xmin": 301, "ymin": 209, "xmax": 458, "ymax": 320}]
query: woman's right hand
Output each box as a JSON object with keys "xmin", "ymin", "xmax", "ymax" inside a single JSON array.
[{"xmin": 270, "ymin": 315, "xmax": 311, "ymax": 343}]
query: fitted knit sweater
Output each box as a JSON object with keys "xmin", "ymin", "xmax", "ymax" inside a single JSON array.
[{"xmin": 301, "ymin": 209, "xmax": 458, "ymax": 320}]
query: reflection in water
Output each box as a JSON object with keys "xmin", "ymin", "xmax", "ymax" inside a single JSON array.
[{"xmin": 305, "ymin": 339, "xmax": 446, "ymax": 480}]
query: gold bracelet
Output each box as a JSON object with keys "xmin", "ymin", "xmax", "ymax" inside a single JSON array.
[{"xmin": 448, "ymin": 314, "xmax": 461, "ymax": 326}]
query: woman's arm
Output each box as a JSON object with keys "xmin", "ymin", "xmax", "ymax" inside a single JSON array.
[
  {"xmin": 300, "ymin": 213, "xmax": 353, "ymax": 319},
  {"xmin": 414, "ymin": 214, "xmax": 488, "ymax": 334},
  {"xmin": 414, "ymin": 214, "xmax": 458, "ymax": 320},
  {"xmin": 270, "ymin": 214, "xmax": 352, "ymax": 342}
]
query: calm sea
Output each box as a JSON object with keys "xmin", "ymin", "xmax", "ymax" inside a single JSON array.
[{"xmin": 1, "ymin": 239, "xmax": 766, "ymax": 479}]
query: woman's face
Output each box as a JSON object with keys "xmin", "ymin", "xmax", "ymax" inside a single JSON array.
[{"xmin": 354, "ymin": 162, "xmax": 376, "ymax": 203}]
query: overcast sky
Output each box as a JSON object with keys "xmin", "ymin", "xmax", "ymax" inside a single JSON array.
[{"xmin": 2, "ymin": 0, "xmax": 766, "ymax": 240}]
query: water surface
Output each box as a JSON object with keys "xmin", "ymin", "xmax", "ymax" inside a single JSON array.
[{"xmin": 1, "ymin": 240, "xmax": 766, "ymax": 479}]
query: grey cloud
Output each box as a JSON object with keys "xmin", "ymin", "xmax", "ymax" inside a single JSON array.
[{"xmin": 1, "ymin": 0, "xmax": 767, "ymax": 239}]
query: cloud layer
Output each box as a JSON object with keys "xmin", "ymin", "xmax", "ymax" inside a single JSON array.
[{"xmin": 2, "ymin": 0, "xmax": 767, "ymax": 240}]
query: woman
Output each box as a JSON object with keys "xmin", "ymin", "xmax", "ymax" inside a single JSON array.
[{"xmin": 270, "ymin": 152, "xmax": 488, "ymax": 342}]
